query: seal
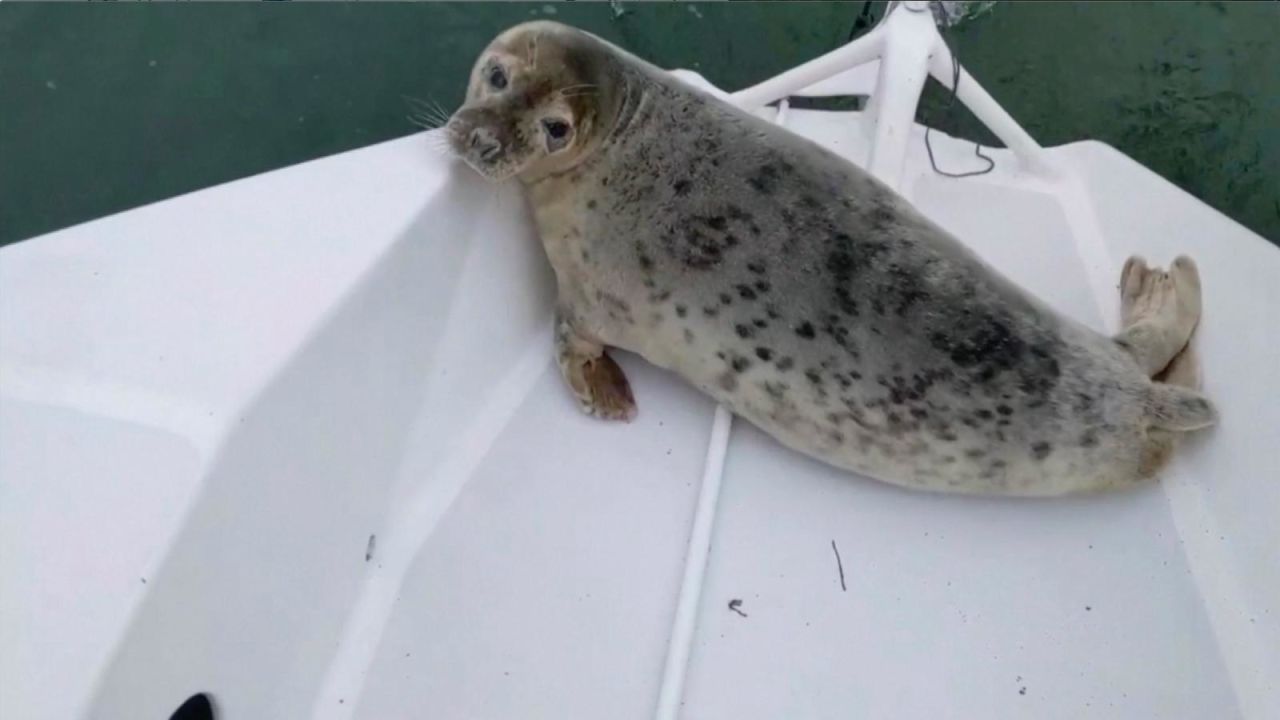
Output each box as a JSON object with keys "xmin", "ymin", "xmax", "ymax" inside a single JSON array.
[{"xmin": 445, "ymin": 21, "xmax": 1216, "ymax": 496}]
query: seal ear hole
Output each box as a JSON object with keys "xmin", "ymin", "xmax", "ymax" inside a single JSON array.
[
  {"xmin": 169, "ymin": 693, "xmax": 216, "ymax": 720},
  {"xmin": 541, "ymin": 117, "xmax": 573, "ymax": 152},
  {"xmin": 487, "ymin": 63, "xmax": 508, "ymax": 90}
]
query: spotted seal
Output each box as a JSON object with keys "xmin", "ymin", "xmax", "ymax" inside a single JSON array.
[{"xmin": 444, "ymin": 21, "xmax": 1215, "ymax": 496}]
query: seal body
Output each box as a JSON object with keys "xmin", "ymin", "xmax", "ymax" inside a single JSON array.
[{"xmin": 449, "ymin": 22, "xmax": 1214, "ymax": 496}]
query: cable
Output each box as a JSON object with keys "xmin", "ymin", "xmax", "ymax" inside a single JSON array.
[
  {"xmin": 923, "ymin": 18, "xmax": 996, "ymax": 178},
  {"xmin": 846, "ymin": 0, "xmax": 877, "ymax": 42},
  {"xmin": 842, "ymin": 1, "xmax": 995, "ymax": 178}
]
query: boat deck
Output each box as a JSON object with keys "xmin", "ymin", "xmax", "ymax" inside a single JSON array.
[{"xmin": 2, "ymin": 33, "xmax": 1277, "ymax": 720}]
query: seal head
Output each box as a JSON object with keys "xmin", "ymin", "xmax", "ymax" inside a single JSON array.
[{"xmin": 446, "ymin": 21, "xmax": 624, "ymax": 182}]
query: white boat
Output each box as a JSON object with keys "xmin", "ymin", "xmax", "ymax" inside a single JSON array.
[{"xmin": 3, "ymin": 4, "xmax": 1276, "ymax": 719}]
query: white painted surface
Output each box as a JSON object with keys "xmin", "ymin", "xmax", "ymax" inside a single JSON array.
[
  {"xmin": 2, "ymin": 20, "xmax": 1277, "ymax": 720},
  {"xmin": 0, "ymin": 136, "xmax": 484, "ymax": 719}
]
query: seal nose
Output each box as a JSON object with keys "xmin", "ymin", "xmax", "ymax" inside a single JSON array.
[{"xmin": 468, "ymin": 128, "xmax": 502, "ymax": 161}]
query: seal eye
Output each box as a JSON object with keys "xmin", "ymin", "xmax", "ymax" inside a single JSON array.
[
  {"xmin": 543, "ymin": 119, "xmax": 569, "ymax": 139},
  {"xmin": 488, "ymin": 65, "xmax": 508, "ymax": 90},
  {"xmin": 541, "ymin": 118, "xmax": 572, "ymax": 152}
]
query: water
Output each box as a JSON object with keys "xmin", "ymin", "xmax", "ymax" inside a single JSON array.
[
  {"xmin": 921, "ymin": 1, "xmax": 1277, "ymax": 244},
  {"xmin": 0, "ymin": 1, "xmax": 1275, "ymax": 246},
  {"xmin": 931, "ymin": 0, "xmax": 999, "ymax": 28}
]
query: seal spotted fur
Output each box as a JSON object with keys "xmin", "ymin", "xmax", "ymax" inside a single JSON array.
[{"xmin": 446, "ymin": 21, "xmax": 1215, "ymax": 496}]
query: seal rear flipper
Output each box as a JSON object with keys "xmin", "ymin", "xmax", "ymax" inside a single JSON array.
[
  {"xmin": 1115, "ymin": 255, "xmax": 1203, "ymax": 377},
  {"xmin": 1145, "ymin": 383, "xmax": 1216, "ymax": 432}
]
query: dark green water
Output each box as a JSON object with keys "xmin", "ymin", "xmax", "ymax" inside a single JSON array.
[{"xmin": 1, "ymin": 2, "xmax": 1276, "ymax": 247}]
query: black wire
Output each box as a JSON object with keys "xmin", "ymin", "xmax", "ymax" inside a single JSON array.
[
  {"xmin": 923, "ymin": 23, "xmax": 996, "ymax": 178},
  {"xmin": 842, "ymin": 1, "xmax": 995, "ymax": 178},
  {"xmin": 847, "ymin": 0, "xmax": 877, "ymax": 42}
]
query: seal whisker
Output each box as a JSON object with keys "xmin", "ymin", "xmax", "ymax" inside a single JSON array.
[
  {"xmin": 409, "ymin": 108, "xmax": 451, "ymax": 131},
  {"xmin": 403, "ymin": 95, "xmax": 452, "ymax": 130},
  {"xmin": 401, "ymin": 94, "xmax": 433, "ymax": 114},
  {"xmin": 423, "ymin": 131, "xmax": 453, "ymax": 150},
  {"xmin": 422, "ymin": 139, "xmax": 454, "ymax": 159},
  {"xmin": 408, "ymin": 112, "xmax": 440, "ymax": 130},
  {"xmin": 419, "ymin": 130, "xmax": 455, "ymax": 158},
  {"xmin": 427, "ymin": 104, "xmax": 452, "ymax": 127},
  {"xmin": 428, "ymin": 98, "xmax": 452, "ymax": 123}
]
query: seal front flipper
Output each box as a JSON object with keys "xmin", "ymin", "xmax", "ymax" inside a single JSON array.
[{"xmin": 554, "ymin": 308, "xmax": 638, "ymax": 422}]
